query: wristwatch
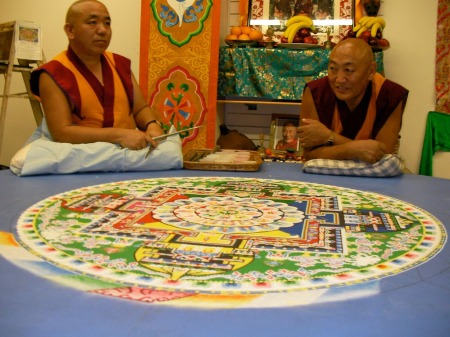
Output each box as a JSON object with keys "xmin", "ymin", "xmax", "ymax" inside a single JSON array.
[
  {"xmin": 324, "ymin": 132, "xmax": 334, "ymax": 146},
  {"xmin": 144, "ymin": 119, "xmax": 162, "ymax": 130}
]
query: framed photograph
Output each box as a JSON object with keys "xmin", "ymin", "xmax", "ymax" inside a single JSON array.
[
  {"xmin": 249, "ymin": 0, "xmax": 354, "ymax": 38},
  {"xmin": 270, "ymin": 114, "xmax": 300, "ymax": 151}
]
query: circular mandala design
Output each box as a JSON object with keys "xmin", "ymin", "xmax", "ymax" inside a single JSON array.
[{"xmin": 15, "ymin": 177, "xmax": 447, "ymax": 295}]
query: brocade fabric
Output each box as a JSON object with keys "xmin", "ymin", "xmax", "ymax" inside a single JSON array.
[{"xmin": 218, "ymin": 46, "xmax": 384, "ymax": 100}]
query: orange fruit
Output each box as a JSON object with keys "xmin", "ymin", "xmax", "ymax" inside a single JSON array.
[
  {"xmin": 225, "ymin": 34, "xmax": 238, "ymax": 41},
  {"xmin": 249, "ymin": 29, "xmax": 263, "ymax": 41},
  {"xmin": 237, "ymin": 34, "xmax": 250, "ymax": 41},
  {"xmin": 230, "ymin": 26, "xmax": 241, "ymax": 36},
  {"xmin": 241, "ymin": 26, "xmax": 252, "ymax": 35}
]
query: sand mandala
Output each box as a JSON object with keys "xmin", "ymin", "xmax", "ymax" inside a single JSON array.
[{"xmin": 10, "ymin": 177, "xmax": 446, "ymax": 307}]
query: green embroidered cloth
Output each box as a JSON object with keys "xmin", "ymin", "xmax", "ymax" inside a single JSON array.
[
  {"xmin": 419, "ymin": 111, "xmax": 450, "ymax": 176},
  {"xmin": 218, "ymin": 46, "xmax": 385, "ymax": 100}
]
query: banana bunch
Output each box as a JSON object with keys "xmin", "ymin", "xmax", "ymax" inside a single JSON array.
[
  {"xmin": 283, "ymin": 15, "xmax": 316, "ymax": 43},
  {"xmin": 353, "ymin": 16, "xmax": 386, "ymax": 37}
]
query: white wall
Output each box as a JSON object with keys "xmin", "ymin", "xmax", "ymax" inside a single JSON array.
[
  {"xmin": 382, "ymin": 0, "xmax": 441, "ymax": 175},
  {"xmin": 1, "ymin": 0, "xmax": 448, "ymax": 178}
]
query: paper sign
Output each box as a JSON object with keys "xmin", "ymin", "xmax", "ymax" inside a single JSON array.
[{"xmin": 14, "ymin": 21, "xmax": 42, "ymax": 60}]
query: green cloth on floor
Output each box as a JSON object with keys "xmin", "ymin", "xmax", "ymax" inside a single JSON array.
[{"xmin": 419, "ymin": 111, "xmax": 450, "ymax": 176}]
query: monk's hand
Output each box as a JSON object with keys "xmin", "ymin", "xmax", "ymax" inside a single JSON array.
[
  {"xmin": 350, "ymin": 140, "xmax": 386, "ymax": 163},
  {"xmin": 144, "ymin": 122, "xmax": 164, "ymax": 148},
  {"xmin": 298, "ymin": 119, "xmax": 331, "ymax": 148},
  {"xmin": 119, "ymin": 129, "xmax": 153, "ymax": 150},
  {"xmin": 145, "ymin": 122, "xmax": 164, "ymax": 138}
]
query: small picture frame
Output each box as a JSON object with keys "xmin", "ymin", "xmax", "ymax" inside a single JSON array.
[{"xmin": 270, "ymin": 114, "xmax": 300, "ymax": 151}]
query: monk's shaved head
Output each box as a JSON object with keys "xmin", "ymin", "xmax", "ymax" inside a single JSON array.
[
  {"xmin": 65, "ymin": 0, "xmax": 107, "ymax": 24},
  {"xmin": 63, "ymin": 0, "xmax": 111, "ymax": 57},
  {"xmin": 330, "ymin": 38, "xmax": 375, "ymax": 69},
  {"xmin": 326, "ymin": 38, "xmax": 377, "ymax": 111}
]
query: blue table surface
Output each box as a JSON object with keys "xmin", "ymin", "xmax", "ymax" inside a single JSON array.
[{"xmin": 1, "ymin": 162, "xmax": 449, "ymax": 337}]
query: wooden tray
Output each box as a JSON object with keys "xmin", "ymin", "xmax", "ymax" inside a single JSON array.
[{"xmin": 183, "ymin": 149, "xmax": 263, "ymax": 171}]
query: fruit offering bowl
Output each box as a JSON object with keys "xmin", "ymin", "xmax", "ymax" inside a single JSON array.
[
  {"xmin": 224, "ymin": 26, "xmax": 264, "ymax": 47},
  {"xmin": 280, "ymin": 15, "xmax": 320, "ymax": 47},
  {"xmin": 348, "ymin": 16, "xmax": 390, "ymax": 51},
  {"xmin": 225, "ymin": 40, "xmax": 258, "ymax": 48},
  {"xmin": 276, "ymin": 43, "xmax": 321, "ymax": 50}
]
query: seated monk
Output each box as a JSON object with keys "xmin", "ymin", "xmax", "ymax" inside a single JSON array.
[
  {"xmin": 298, "ymin": 38, "xmax": 408, "ymax": 164},
  {"xmin": 30, "ymin": 0, "xmax": 164, "ymax": 150},
  {"xmin": 10, "ymin": 0, "xmax": 183, "ymax": 176}
]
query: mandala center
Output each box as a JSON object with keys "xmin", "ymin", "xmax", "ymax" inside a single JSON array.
[
  {"xmin": 153, "ymin": 197, "xmax": 300, "ymax": 233},
  {"xmin": 194, "ymin": 204, "xmax": 263, "ymax": 221}
]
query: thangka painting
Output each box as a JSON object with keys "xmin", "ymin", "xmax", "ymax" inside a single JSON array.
[
  {"xmin": 139, "ymin": 0, "xmax": 222, "ymax": 150},
  {"xmin": 1, "ymin": 177, "xmax": 446, "ymax": 308}
]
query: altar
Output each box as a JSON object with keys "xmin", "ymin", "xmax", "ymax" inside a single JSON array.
[{"xmin": 218, "ymin": 46, "xmax": 385, "ymax": 101}]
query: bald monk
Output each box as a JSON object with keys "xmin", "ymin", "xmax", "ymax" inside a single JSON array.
[
  {"xmin": 298, "ymin": 38, "xmax": 408, "ymax": 163},
  {"xmin": 30, "ymin": 0, "xmax": 163, "ymax": 150}
]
